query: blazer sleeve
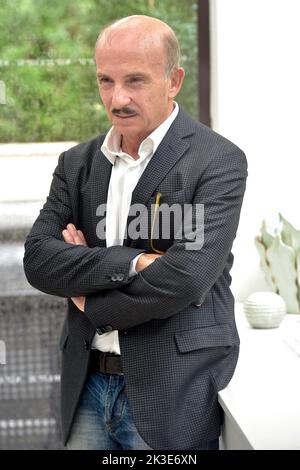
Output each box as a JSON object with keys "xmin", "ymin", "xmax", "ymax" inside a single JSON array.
[
  {"xmin": 23, "ymin": 152, "xmax": 145, "ymax": 297},
  {"xmin": 84, "ymin": 150, "xmax": 248, "ymax": 330}
]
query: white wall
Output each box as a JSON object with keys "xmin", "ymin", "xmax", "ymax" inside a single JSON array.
[
  {"xmin": 210, "ymin": 0, "xmax": 300, "ymax": 301},
  {"xmin": 0, "ymin": 143, "xmax": 76, "ymax": 202}
]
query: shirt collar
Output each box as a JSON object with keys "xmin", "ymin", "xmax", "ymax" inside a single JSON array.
[{"xmin": 101, "ymin": 102, "xmax": 179, "ymax": 165}]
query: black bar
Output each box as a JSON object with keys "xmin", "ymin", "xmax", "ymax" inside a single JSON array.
[{"xmin": 198, "ymin": 0, "xmax": 211, "ymax": 127}]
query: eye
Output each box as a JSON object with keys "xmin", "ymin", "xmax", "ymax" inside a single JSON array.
[
  {"xmin": 127, "ymin": 76, "xmax": 144, "ymax": 85},
  {"xmin": 98, "ymin": 77, "xmax": 113, "ymax": 86}
]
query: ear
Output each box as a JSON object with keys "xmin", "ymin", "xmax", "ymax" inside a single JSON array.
[{"xmin": 168, "ymin": 67, "xmax": 185, "ymax": 99}]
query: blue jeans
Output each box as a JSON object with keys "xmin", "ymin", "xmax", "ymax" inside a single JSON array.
[
  {"xmin": 66, "ymin": 370, "xmax": 152, "ymax": 450},
  {"xmin": 66, "ymin": 370, "xmax": 219, "ymax": 450}
]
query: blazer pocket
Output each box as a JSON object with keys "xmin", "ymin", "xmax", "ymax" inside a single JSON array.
[
  {"xmin": 149, "ymin": 188, "xmax": 187, "ymax": 206},
  {"xmin": 160, "ymin": 188, "xmax": 187, "ymax": 204},
  {"xmin": 174, "ymin": 324, "xmax": 236, "ymax": 353}
]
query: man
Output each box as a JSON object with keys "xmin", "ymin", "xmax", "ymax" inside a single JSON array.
[{"xmin": 23, "ymin": 15, "xmax": 247, "ymax": 450}]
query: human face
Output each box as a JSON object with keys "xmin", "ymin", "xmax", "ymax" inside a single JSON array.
[{"xmin": 95, "ymin": 33, "xmax": 184, "ymax": 149}]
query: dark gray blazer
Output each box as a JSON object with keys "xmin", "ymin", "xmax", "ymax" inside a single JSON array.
[{"xmin": 23, "ymin": 108, "xmax": 247, "ymax": 450}]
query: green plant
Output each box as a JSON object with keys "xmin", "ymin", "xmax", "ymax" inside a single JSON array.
[
  {"xmin": 255, "ymin": 214, "xmax": 300, "ymax": 313},
  {"xmin": 0, "ymin": 0, "xmax": 198, "ymax": 142}
]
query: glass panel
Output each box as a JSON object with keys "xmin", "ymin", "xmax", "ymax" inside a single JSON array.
[{"xmin": 0, "ymin": 0, "xmax": 198, "ymax": 143}]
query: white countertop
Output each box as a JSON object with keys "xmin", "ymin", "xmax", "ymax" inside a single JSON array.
[{"xmin": 218, "ymin": 303, "xmax": 300, "ymax": 450}]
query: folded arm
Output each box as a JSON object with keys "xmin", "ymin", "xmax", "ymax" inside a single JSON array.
[
  {"xmin": 23, "ymin": 152, "xmax": 145, "ymax": 297},
  {"xmin": 83, "ymin": 151, "xmax": 248, "ymax": 331},
  {"xmin": 61, "ymin": 224, "xmax": 162, "ymax": 312}
]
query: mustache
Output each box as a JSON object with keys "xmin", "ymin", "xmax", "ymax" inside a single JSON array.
[{"xmin": 111, "ymin": 107, "xmax": 137, "ymax": 116}]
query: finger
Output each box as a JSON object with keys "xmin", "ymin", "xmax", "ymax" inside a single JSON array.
[
  {"xmin": 66, "ymin": 224, "xmax": 83, "ymax": 246},
  {"xmin": 148, "ymin": 253, "xmax": 163, "ymax": 260},
  {"xmin": 77, "ymin": 230, "xmax": 88, "ymax": 246},
  {"xmin": 71, "ymin": 296, "xmax": 83, "ymax": 302},
  {"xmin": 72, "ymin": 229, "xmax": 85, "ymax": 246},
  {"xmin": 68, "ymin": 224, "xmax": 82, "ymax": 245},
  {"xmin": 62, "ymin": 229, "xmax": 75, "ymax": 244},
  {"xmin": 67, "ymin": 223, "xmax": 77, "ymax": 233},
  {"xmin": 71, "ymin": 296, "xmax": 85, "ymax": 312},
  {"xmin": 65, "ymin": 224, "xmax": 75, "ymax": 239}
]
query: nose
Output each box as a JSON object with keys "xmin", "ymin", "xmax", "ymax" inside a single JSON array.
[{"xmin": 111, "ymin": 85, "xmax": 131, "ymax": 109}]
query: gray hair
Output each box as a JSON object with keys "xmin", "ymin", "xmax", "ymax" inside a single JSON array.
[
  {"xmin": 162, "ymin": 27, "xmax": 181, "ymax": 75},
  {"xmin": 95, "ymin": 15, "xmax": 181, "ymax": 76}
]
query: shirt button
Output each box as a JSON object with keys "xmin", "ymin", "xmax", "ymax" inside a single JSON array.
[
  {"xmin": 123, "ymin": 330, "xmax": 128, "ymax": 335},
  {"xmin": 105, "ymin": 325, "xmax": 113, "ymax": 332},
  {"xmin": 116, "ymin": 274, "xmax": 124, "ymax": 281},
  {"xmin": 111, "ymin": 274, "xmax": 118, "ymax": 281}
]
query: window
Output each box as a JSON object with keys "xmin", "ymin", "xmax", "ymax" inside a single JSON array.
[{"xmin": 0, "ymin": 0, "xmax": 201, "ymax": 143}]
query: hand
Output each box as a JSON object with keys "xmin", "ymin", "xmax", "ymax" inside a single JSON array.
[
  {"xmin": 135, "ymin": 253, "xmax": 163, "ymax": 273},
  {"xmin": 62, "ymin": 223, "xmax": 87, "ymax": 247},
  {"xmin": 62, "ymin": 224, "xmax": 87, "ymax": 312},
  {"xmin": 71, "ymin": 296, "xmax": 85, "ymax": 312}
]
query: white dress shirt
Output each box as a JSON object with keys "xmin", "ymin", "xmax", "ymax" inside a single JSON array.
[{"xmin": 91, "ymin": 102, "xmax": 179, "ymax": 354}]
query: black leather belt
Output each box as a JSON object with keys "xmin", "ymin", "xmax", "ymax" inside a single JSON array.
[{"xmin": 90, "ymin": 350, "xmax": 123, "ymax": 375}]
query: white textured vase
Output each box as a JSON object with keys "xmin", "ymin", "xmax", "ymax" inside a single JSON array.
[{"xmin": 243, "ymin": 292, "xmax": 287, "ymax": 329}]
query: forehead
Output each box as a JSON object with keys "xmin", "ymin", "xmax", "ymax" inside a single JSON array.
[{"xmin": 95, "ymin": 30, "xmax": 166, "ymax": 72}]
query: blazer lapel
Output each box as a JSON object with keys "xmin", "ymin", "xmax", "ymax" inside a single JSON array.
[
  {"xmin": 90, "ymin": 145, "xmax": 112, "ymax": 248},
  {"xmin": 123, "ymin": 109, "xmax": 194, "ymax": 247}
]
